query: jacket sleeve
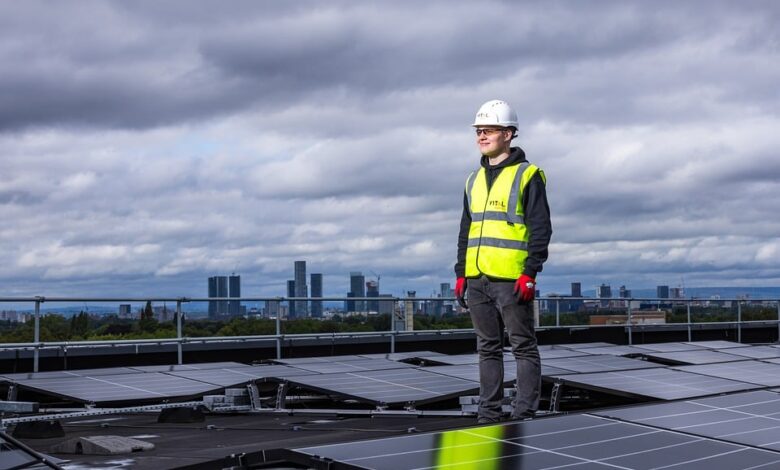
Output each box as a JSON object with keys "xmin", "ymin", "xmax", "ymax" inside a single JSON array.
[
  {"xmin": 454, "ymin": 192, "xmax": 471, "ymax": 278},
  {"xmin": 521, "ymin": 173, "xmax": 552, "ymax": 279}
]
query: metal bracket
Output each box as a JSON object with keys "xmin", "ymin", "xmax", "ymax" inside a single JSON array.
[
  {"xmin": 247, "ymin": 383, "xmax": 262, "ymax": 410},
  {"xmin": 275, "ymin": 382, "xmax": 289, "ymax": 410},
  {"xmin": 7, "ymin": 383, "xmax": 17, "ymax": 401},
  {"xmin": 549, "ymin": 381, "xmax": 563, "ymax": 413}
]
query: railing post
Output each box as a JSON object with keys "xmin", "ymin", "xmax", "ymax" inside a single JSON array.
[
  {"xmin": 627, "ymin": 301, "xmax": 633, "ymax": 345},
  {"xmin": 777, "ymin": 301, "xmax": 780, "ymax": 343},
  {"xmin": 687, "ymin": 301, "xmax": 692, "ymax": 342},
  {"xmin": 33, "ymin": 297, "xmax": 41, "ymax": 373},
  {"xmin": 176, "ymin": 300, "xmax": 183, "ymax": 365},
  {"xmin": 276, "ymin": 302, "xmax": 282, "ymax": 360},
  {"xmin": 737, "ymin": 301, "xmax": 742, "ymax": 343},
  {"xmin": 555, "ymin": 299, "xmax": 560, "ymax": 327},
  {"xmin": 390, "ymin": 307, "xmax": 396, "ymax": 354}
]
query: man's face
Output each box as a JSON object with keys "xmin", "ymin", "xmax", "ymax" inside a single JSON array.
[{"xmin": 475, "ymin": 126, "xmax": 512, "ymax": 157}]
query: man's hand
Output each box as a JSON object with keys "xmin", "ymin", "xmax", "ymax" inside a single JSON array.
[
  {"xmin": 455, "ymin": 277, "xmax": 467, "ymax": 308},
  {"xmin": 513, "ymin": 274, "xmax": 536, "ymax": 302}
]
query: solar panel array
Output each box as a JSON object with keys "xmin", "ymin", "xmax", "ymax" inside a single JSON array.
[
  {"xmin": 595, "ymin": 390, "xmax": 780, "ymax": 452},
  {"xmin": 287, "ymin": 411, "xmax": 780, "ymax": 469},
  {"xmin": 5, "ymin": 341, "xmax": 780, "ymax": 407}
]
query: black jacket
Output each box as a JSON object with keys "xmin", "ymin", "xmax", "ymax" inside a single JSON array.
[{"xmin": 454, "ymin": 147, "xmax": 552, "ymax": 279}]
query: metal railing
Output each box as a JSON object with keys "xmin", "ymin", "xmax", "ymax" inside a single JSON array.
[{"xmin": 2, "ymin": 295, "xmax": 779, "ymax": 372}]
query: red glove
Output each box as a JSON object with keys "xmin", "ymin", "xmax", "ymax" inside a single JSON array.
[
  {"xmin": 455, "ymin": 277, "xmax": 467, "ymax": 299},
  {"xmin": 513, "ymin": 274, "xmax": 536, "ymax": 302}
]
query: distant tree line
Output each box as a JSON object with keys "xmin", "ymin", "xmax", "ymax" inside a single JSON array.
[{"xmin": 0, "ymin": 308, "xmax": 474, "ymax": 343}]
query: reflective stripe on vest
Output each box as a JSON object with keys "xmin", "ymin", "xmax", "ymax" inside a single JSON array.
[{"xmin": 465, "ymin": 162, "xmax": 545, "ymax": 280}]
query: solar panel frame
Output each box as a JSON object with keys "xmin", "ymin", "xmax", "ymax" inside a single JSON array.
[{"xmin": 547, "ymin": 367, "xmax": 761, "ymax": 400}]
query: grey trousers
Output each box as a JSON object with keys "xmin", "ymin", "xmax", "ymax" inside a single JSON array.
[{"xmin": 467, "ymin": 275, "xmax": 541, "ymax": 419}]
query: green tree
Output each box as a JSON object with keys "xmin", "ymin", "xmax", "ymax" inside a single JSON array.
[{"xmin": 139, "ymin": 301, "xmax": 158, "ymax": 333}]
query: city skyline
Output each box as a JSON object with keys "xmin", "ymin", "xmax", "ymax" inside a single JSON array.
[{"xmin": 1, "ymin": 2, "xmax": 779, "ymax": 299}]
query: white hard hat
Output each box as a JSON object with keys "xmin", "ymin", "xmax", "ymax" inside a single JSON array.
[{"xmin": 472, "ymin": 99, "xmax": 518, "ymax": 128}]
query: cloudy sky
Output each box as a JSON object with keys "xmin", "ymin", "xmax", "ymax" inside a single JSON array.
[{"xmin": 1, "ymin": 0, "xmax": 779, "ymax": 301}]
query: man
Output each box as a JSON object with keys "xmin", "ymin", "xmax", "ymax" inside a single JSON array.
[{"xmin": 454, "ymin": 99, "xmax": 552, "ymax": 424}]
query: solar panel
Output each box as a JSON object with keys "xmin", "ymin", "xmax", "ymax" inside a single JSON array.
[
  {"xmin": 544, "ymin": 355, "xmax": 662, "ymax": 374},
  {"xmin": 282, "ymin": 368, "xmax": 478, "ymax": 405},
  {"xmin": 1, "ymin": 367, "xmax": 141, "ymax": 382},
  {"xmin": 551, "ymin": 342, "xmax": 616, "ymax": 349},
  {"xmin": 416, "ymin": 354, "xmax": 479, "ymax": 365},
  {"xmin": 286, "ymin": 358, "xmax": 415, "ymax": 374},
  {"xmin": 673, "ymin": 360, "xmax": 780, "ymax": 387},
  {"xmin": 724, "ymin": 346, "xmax": 780, "ymax": 360},
  {"xmin": 634, "ymin": 342, "xmax": 707, "ymax": 352},
  {"xmin": 287, "ymin": 413, "xmax": 780, "ymax": 470},
  {"xmin": 17, "ymin": 372, "xmax": 222, "ymax": 404},
  {"xmin": 548, "ymin": 367, "xmax": 760, "ymax": 400},
  {"xmin": 566, "ymin": 345, "xmax": 652, "ymax": 356},
  {"xmin": 642, "ymin": 349, "xmax": 748, "ymax": 365},
  {"xmin": 271, "ymin": 355, "xmax": 368, "ymax": 365},
  {"xmin": 538, "ymin": 348, "xmax": 592, "ymax": 360},
  {"xmin": 425, "ymin": 361, "xmax": 574, "ymax": 384},
  {"xmin": 130, "ymin": 361, "xmax": 248, "ymax": 372},
  {"xmin": 357, "ymin": 351, "xmax": 445, "ymax": 361},
  {"xmin": 595, "ymin": 390, "xmax": 780, "ymax": 452},
  {"xmin": 685, "ymin": 340, "xmax": 745, "ymax": 349},
  {"xmin": 165, "ymin": 365, "xmax": 318, "ymax": 387}
]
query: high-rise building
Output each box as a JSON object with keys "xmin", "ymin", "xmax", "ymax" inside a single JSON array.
[
  {"xmin": 310, "ymin": 273, "xmax": 323, "ymax": 318},
  {"xmin": 349, "ymin": 272, "xmax": 366, "ymax": 312},
  {"xmin": 571, "ymin": 282, "xmax": 582, "ymax": 298},
  {"xmin": 597, "ymin": 283, "xmax": 612, "ymax": 298},
  {"xmin": 619, "ymin": 285, "xmax": 631, "ymax": 298},
  {"xmin": 366, "ymin": 280, "xmax": 379, "ymax": 312},
  {"xmin": 657, "ymin": 285, "xmax": 670, "ymax": 299},
  {"xmin": 228, "ymin": 274, "xmax": 241, "ymax": 317},
  {"xmin": 287, "ymin": 280, "xmax": 296, "ymax": 318},
  {"xmin": 208, "ymin": 276, "xmax": 228, "ymax": 318},
  {"xmin": 294, "ymin": 261, "xmax": 308, "ymax": 317},
  {"xmin": 118, "ymin": 304, "xmax": 132, "ymax": 318},
  {"xmin": 266, "ymin": 300, "xmax": 280, "ymax": 318},
  {"xmin": 670, "ymin": 287, "xmax": 684, "ymax": 299}
]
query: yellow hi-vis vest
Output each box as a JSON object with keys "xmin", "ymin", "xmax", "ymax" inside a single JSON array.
[
  {"xmin": 465, "ymin": 162, "xmax": 546, "ymax": 280},
  {"xmin": 435, "ymin": 425, "xmax": 504, "ymax": 469}
]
